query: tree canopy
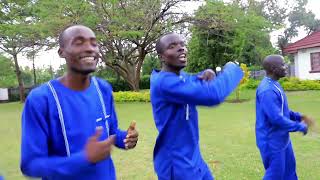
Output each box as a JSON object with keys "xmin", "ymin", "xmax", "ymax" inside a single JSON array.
[{"xmin": 186, "ymin": 0, "xmax": 275, "ymax": 72}]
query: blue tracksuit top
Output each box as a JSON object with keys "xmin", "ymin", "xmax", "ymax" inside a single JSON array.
[
  {"xmin": 255, "ymin": 77, "xmax": 306, "ymax": 153},
  {"xmin": 150, "ymin": 63, "xmax": 244, "ymax": 179},
  {"xmin": 20, "ymin": 77, "xmax": 127, "ymax": 180}
]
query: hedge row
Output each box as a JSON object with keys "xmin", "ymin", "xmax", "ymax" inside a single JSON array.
[
  {"xmin": 113, "ymin": 77, "xmax": 320, "ymax": 102},
  {"xmin": 113, "ymin": 91, "xmax": 150, "ymax": 102},
  {"xmin": 8, "ymin": 77, "xmax": 320, "ymax": 102},
  {"xmin": 107, "ymin": 75, "xmax": 150, "ymax": 92},
  {"xmin": 244, "ymin": 77, "xmax": 320, "ymax": 91},
  {"xmin": 7, "ymin": 76, "xmax": 151, "ymax": 102}
]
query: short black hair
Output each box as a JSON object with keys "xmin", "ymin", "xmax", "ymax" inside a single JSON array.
[
  {"xmin": 155, "ymin": 32, "xmax": 175, "ymax": 54},
  {"xmin": 262, "ymin": 55, "xmax": 283, "ymax": 73},
  {"xmin": 58, "ymin": 25, "xmax": 71, "ymax": 48},
  {"xmin": 58, "ymin": 24, "xmax": 86, "ymax": 47}
]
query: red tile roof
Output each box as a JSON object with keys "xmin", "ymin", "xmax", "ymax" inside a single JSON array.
[{"xmin": 283, "ymin": 31, "xmax": 320, "ymax": 54}]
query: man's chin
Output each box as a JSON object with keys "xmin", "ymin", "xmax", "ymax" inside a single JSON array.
[
  {"xmin": 176, "ymin": 65, "xmax": 186, "ymax": 71},
  {"xmin": 71, "ymin": 67, "xmax": 96, "ymax": 75},
  {"xmin": 178, "ymin": 63, "xmax": 187, "ymax": 68}
]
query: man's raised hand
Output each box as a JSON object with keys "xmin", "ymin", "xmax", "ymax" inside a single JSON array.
[
  {"xmin": 85, "ymin": 127, "xmax": 115, "ymax": 163},
  {"xmin": 124, "ymin": 121, "xmax": 139, "ymax": 150}
]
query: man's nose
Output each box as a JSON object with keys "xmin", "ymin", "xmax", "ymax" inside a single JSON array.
[
  {"xmin": 84, "ymin": 43, "xmax": 97, "ymax": 53},
  {"xmin": 178, "ymin": 45, "xmax": 187, "ymax": 53}
]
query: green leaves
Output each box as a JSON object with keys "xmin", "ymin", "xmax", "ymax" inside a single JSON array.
[
  {"xmin": 0, "ymin": 55, "xmax": 17, "ymax": 88},
  {"xmin": 186, "ymin": 1, "xmax": 275, "ymax": 73}
]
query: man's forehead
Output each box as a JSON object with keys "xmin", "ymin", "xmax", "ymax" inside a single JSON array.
[
  {"xmin": 265, "ymin": 56, "xmax": 283, "ymax": 63},
  {"xmin": 64, "ymin": 26, "xmax": 96, "ymax": 40},
  {"xmin": 161, "ymin": 33, "xmax": 185, "ymax": 44},
  {"xmin": 274, "ymin": 57, "xmax": 284, "ymax": 64}
]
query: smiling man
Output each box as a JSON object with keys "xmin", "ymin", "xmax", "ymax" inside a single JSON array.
[
  {"xmin": 150, "ymin": 32, "xmax": 244, "ymax": 180},
  {"xmin": 20, "ymin": 25, "xmax": 138, "ymax": 180},
  {"xmin": 255, "ymin": 55, "xmax": 315, "ymax": 180}
]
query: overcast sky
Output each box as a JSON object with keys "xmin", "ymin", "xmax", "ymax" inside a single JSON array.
[{"xmin": 17, "ymin": 0, "xmax": 320, "ymax": 69}]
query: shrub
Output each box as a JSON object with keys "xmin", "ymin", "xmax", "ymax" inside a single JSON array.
[
  {"xmin": 107, "ymin": 78, "xmax": 131, "ymax": 92},
  {"xmin": 139, "ymin": 75, "xmax": 150, "ymax": 90},
  {"xmin": 244, "ymin": 79, "xmax": 260, "ymax": 89},
  {"xmin": 113, "ymin": 91, "xmax": 150, "ymax": 102},
  {"xmin": 243, "ymin": 77, "xmax": 320, "ymax": 91},
  {"xmin": 281, "ymin": 79, "xmax": 320, "ymax": 91},
  {"xmin": 106, "ymin": 75, "xmax": 150, "ymax": 92},
  {"xmin": 235, "ymin": 63, "xmax": 250, "ymax": 101}
]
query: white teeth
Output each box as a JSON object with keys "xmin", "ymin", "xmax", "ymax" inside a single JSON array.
[
  {"xmin": 81, "ymin": 57, "xmax": 95, "ymax": 61},
  {"xmin": 179, "ymin": 57, "xmax": 186, "ymax": 61}
]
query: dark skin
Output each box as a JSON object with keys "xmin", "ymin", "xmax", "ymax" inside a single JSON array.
[
  {"xmin": 58, "ymin": 25, "xmax": 138, "ymax": 163},
  {"xmin": 262, "ymin": 55, "xmax": 287, "ymax": 81},
  {"xmin": 263, "ymin": 55, "xmax": 315, "ymax": 132},
  {"xmin": 158, "ymin": 33, "xmax": 215, "ymax": 80}
]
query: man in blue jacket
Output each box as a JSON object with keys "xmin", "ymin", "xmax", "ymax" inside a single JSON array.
[
  {"xmin": 20, "ymin": 25, "xmax": 139, "ymax": 180},
  {"xmin": 256, "ymin": 55, "xmax": 314, "ymax": 180},
  {"xmin": 150, "ymin": 32, "xmax": 244, "ymax": 180}
]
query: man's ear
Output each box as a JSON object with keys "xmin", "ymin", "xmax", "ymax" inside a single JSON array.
[
  {"xmin": 158, "ymin": 54, "xmax": 165, "ymax": 63},
  {"xmin": 58, "ymin": 48, "xmax": 64, "ymax": 58}
]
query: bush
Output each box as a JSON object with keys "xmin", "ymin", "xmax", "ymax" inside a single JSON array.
[
  {"xmin": 8, "ymin": 86, "xmax": 35, "ymax": 102},
  {"xmin": 279, "ymin": 77, "xmax": 320, "ymax": 91},
  {"xmin": 139, "ymin": 75, "xmax": 150, "ymax": 90},
  {"xmin": 106, "ymin": 75, "xmax": 150, "ymax": 92},
  {"xmin": 113, "ymin": 91, "xmax": 150, "ymax": 102},
  {"xmin": 243, "ymin": 77, "xmax": 320, "ymax": 91},
  {"xmin": 107, "ymin": 78, "xmax": 131, "ymax": 92},
  {"xmin": 248, "ymin": 65, "xmax": 263, "ymax": 71},
  {"xmin": 243, "ymin": 79, "xmax": 260, "ymax": 89}
]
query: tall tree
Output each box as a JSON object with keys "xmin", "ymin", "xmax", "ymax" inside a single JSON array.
[
  {"xmin": 0, "ymin": 0, "xmax": 44, "ymax": 102},
  {"xmin": 186, "ymin": 1, "xmax": 275, "ymax": 72},
  {"xmin": 33, "ymin": 0, "xmax": 192, "ymax": 91},
  {"xmin": 231, "ymin": 0, "xmax": 289, "ymax": 31},
  {"xmin": 142, "ymin": 54, "xmax": 161, "ymax": 76},
  {"xmin": 232, "ymin": 0, "xmax": 320, "ymax": 54},
  {"xmin": 93, "ymin": 0, "xmax": 190, "ymax": 90},
  {"xmin": 0, "ymin": 54, "xmax": 17, "ymax": 87},
  {"xmin": 25, "ymin": 45, "xmax": 43, "ymax": 86}
]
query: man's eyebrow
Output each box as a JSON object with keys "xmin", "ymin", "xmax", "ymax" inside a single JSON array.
[
  {"xmin": 71, "ymin": 36, "xmax": 97, "ymax": 43},
  {"xmin": 168, "ymin": 40, "xmax": 184, "ymax": 46},
  {"xmin": 71, "ymin": 36, "xmax": 85, "ymax": 41}
]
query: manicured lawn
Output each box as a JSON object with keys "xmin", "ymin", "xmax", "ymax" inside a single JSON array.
[{"xmin": 0, "ymin": 90, "xmax": 319, "ymax": 180}]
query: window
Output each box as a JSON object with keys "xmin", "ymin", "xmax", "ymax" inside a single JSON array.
[{"xmin": 310, "ymin": 52, "xmax": 320, "ymax": 73}]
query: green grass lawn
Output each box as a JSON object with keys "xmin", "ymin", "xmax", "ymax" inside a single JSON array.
[{"xmin": 0, "ymin": 90, "xmax": 319, "ymax": 180}]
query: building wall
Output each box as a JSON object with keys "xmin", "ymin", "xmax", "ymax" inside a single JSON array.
[
  {"xmin": 295, "ymin": 47, "xmax": 320, "ymax": 80},
  {"xmin": 0, "ymin": 88, "xmax": 9, "ymax": 101}
]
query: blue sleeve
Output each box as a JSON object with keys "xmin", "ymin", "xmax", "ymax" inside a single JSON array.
[
  {"xmin": 290, "ymin": 111, "xmax": 302, "ymax": 122},
  {"xmin": 160, "ymin": 62, "xmax": 244, "ymax": 106},
  {"xmin": 260, "ymin": 90, "xmax": 306, "ymax": 132},
  {"xmin": 98, "ymin": 79, "xmax": 127, "ymax": 149},
  {"xmin": 109, "ymin": 95, "xmax": 127, "ymax": 149},
  {"xmin": 20, "ymin": 92, "xmax": 92, "ymax": 178}
]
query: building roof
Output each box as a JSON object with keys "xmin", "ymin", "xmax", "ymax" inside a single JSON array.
[{"xmin": 283, "ymin": 31, "xmax": 320, "ymax": 54}]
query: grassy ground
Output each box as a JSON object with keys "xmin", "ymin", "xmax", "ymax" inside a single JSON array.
[{"xmin": 0, "ymin": 90, "xmax": 319, "ymax": 180}]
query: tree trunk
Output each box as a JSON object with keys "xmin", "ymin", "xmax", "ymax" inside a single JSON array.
[
  {"xmin": 13, "ymin": 53, "xmax": 25, "ymax": 102},
  {"xmin": 32, "ymin": 55, "xmax": 37, "ymax": 85},
  {"xmin": 126, "ymin": 72, "xmax": 140, "ymax": 91},
  {"xmin": 235, "ymin": 87, "xmax": 240, "ymax": 102},
  {"xmin": 129, "ymin": 54, "xmax": 145, "ymax": 91},
  {"xmin": 102, "ymin": 53, "xmax": 146, "ymax": 91}
]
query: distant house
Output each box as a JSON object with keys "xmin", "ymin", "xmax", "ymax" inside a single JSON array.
[
  {"xmin": 0, "ymin": 88, "xmax": 9, "ymax": 102},
  {"xmin": 283, "ymin": 31, "xmax": 320, "ymax": 80}
]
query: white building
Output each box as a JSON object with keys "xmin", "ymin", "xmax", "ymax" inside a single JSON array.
[
  {"xmin": 0, "ymin": 88, "xmax": 9, "ymax": 102},
  {"xmin": 284, "ymin": 31, "xmax": 320, "ymax": 80}
]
